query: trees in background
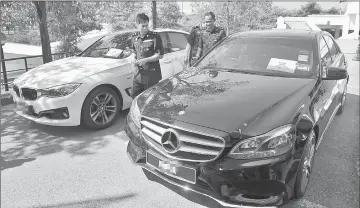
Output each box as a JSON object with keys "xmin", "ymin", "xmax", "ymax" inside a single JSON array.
[
  {"xmin": 191, "ymin": 1, "xmax": 274, "ymax": 34},
  {"xmin": 46, "ymin": 1, "xmax": 101, "ymax": 56},
  {"xmin": 0, "ymin": 0, "xmax": 344, "ymax": 62},
  {"xmin": 33, "ymin": 1, "xmax": 52, "ymax": 63}
]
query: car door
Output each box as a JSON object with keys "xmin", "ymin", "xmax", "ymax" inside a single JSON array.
[
  {"xmin": 157, "ymin": 32, "xmax": 175, "ymax": 80},
  {"xmin": 166, "ymin": 32, "xmax": 189, "ymax": 75},
  {"xmin": 316, "ymin": 34, "xmax": 338, "ymax": 140}
]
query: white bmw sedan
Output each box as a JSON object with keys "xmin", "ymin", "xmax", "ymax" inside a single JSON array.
[{"xmin": 11, "ymin": 29, "xmax": 190, "ymax": 129}]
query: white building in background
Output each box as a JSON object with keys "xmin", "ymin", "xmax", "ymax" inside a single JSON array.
[{"xmin": 276, "ymin": 1, "xmax": 359, "ymax": 39}]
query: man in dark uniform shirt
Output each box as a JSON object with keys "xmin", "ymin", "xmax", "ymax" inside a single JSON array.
[
  {"xmin": 200, "ymin": 12, "xmax": 227, "ymax": 56},
  {"xmin": 131, "ymin": 13, "xmax": 164, "ymax": 98},
  {"xmin": 184, "ymin": 25, "xmax": 203, "ymax": 67}
]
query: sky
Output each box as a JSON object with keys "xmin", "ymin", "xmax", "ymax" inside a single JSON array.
[{"xmin": 177, "ymin": 1, "xmax": 342, "ymax": 14}]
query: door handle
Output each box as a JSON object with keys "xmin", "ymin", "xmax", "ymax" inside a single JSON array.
[{"xmin": 164, "ymin": 59, "xmax": 172, "ymax": 64}]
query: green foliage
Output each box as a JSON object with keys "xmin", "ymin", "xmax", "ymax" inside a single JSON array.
[
  {"xmin": 96, "ymin": 1, "xmax": 145, "ymax": 24},
  {"xmin": 1, "ymin": 0, "xmax": 344, "ymax": 56},
  {"xmin": 271, "ymin": 6, "xmax": 298, "ymax": 18},
  {"xmin": 295, "ymin": 1, "xmax": 322, "ymax": 17},
  {"xmin": 1, "ymin": 1, "xmax": 37, "ymax": 31},
  {"xmin": 112, "ymin": 21, "xmax": 137, "ymax": 31},
  {"xmin": 46, "ymin": 1, "xmax": 102, "ymax": 54},
  {"xmin": 158, "ymin": 2, "xmax": 183, "ymax": 25},
  {"xmin": 190, "ymin": 1, "xmax": 274, "ymax": 34},
  {"xmin": 322, "ymin": 7, "xmax": 341, "ymax": 15},
  {"xmin": 7, "ymin": 30, "xmax": 41, "ymax": 45}
]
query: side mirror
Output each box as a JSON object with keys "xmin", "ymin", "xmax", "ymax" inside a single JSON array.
[
  {"xmin": 323, "ymin": 66, "xmax": 348, "ymax": 80},
  {"xmin": 209, "ymin": 70, "xmax": 219, "ymax": 78}
]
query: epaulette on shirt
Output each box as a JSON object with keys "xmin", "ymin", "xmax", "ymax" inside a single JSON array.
[{"xmin": 149, "ymin": 31, "xmax": 157, "ymax": 35}]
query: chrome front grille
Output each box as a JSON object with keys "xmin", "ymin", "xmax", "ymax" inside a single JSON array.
[
  {"xmin": 141, "ymin": 117, "xmax": 226, "ymax": 162},
  {"xmin": 21, "ymin": 88, "xmax": 37, "ymax": 100}
]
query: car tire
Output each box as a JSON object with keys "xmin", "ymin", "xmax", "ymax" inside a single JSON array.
[
  {"xmin": 294, "ymin": 130, "xmax": 316, "ymax": 199},
  {"xmin": 81, "ymin": 86, "xmax": 122, "ymax": 130},
  {"xmin": 337, "ymin": 84, "xmax": 347, "ymax": 115}
]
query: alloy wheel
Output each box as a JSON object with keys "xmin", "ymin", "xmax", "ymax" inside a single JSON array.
[{"xmin": 89, "ymin": 92, "xmax": 117, "ymax": 125}]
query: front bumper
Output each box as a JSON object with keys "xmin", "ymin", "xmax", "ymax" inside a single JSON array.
[
  {"xmin": 11, "ymin": 88, "xmax": 84, "ymax": 126},
  {"xmin": 125, "ymin": 115, "xmax": 296, "ymax": 207}
]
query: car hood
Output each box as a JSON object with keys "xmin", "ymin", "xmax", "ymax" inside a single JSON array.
[
  {"xmin": 138, "ymin": 68, "xmax": 317, "ymax": 136},
  {"xmin": 14, "ymin": 56, "xmax": 130, "ymax": 89}
]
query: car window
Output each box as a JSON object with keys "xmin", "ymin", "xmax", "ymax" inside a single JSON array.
[
  {"xmin": 167, "ymin": 32, "xmax": 188, "ymax": 52},
  {"xmin": 324, "ymin": 35, "xmax": 339, "ymax": 59},
  {"xmin": 158, "ymin": 32, "xmax": 170, "ymax": 54},
  {"xmin": 195, "ymin": 37, "xmax": 315, "ymax": 78},
  {"xmin": 319, "ymin": 36, "xmax": 332, "ymax": 65},
  {"xmin": 286, "ymin": 22, "xmax": 312, "ymax": 30},
  {"xmin": 81, "ymin": 32, "xmax": 133, "ymax": 59}
]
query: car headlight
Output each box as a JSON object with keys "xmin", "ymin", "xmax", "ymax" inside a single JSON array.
[
  {"xmin": 228, "ymin": 124, "xmax": 295, "ymax": 159},
  {"xmin": 38, "ymin": 83, "xmax": 81, "ymax": 98},
  {"xmin": 129, "ymin": 96, "xmax": 141, "ymax": 127}
]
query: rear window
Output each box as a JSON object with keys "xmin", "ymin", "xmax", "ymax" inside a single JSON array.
[{"xmin": 196, "ymin": 36, "xmax": 315, "ymax": 78}]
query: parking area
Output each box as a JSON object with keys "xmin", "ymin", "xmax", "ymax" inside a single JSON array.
[{"xmin": 1, "ymin": 40, "xmax": 359, "ymax": 208}]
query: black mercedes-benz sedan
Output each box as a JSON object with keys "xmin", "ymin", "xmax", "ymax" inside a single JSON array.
[{"xmin": 124, "ymin": 29, "xmax": 349, "ymax": 207}]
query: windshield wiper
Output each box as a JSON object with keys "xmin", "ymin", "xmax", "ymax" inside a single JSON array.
[
  {"xmin": 209, "ymin": 67, "xmax": 259, "ymax": 75},
  {"xmin": 205, "ymin": 67, "xmax": 297, "ymax": 78}
]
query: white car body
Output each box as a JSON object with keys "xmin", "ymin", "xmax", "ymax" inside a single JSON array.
[{"xmin": 11, "ymin": 29, "xmax": 190, "ymax": 127}]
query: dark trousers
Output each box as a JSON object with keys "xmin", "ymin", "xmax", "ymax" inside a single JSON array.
[{"xmin": 131, "ymin": 81, "xmax": 157, "ymax": 99}]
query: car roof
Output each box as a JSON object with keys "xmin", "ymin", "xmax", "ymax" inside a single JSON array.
[
  {"xmin": 105, "ymin": 28, "xmax": 189, "ymax": 36},
  {"xmin": 231, "ymin": 29, "xmax": 322, "ymax": 41}
]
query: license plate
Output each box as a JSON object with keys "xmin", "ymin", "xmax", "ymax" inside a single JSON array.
[{"xmin": 146, "ymin": 151, "xmax": 196, "ymax": 184}]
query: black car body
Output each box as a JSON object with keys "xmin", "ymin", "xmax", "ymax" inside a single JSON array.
[{"xmin": 124, "ymin": 30, "xmax": 349, "ymax": 207}]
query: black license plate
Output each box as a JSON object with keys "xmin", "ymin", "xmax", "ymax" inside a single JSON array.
[{"xmin": 146, "ymin": 151, "xmax": 196, "ymax": 184}]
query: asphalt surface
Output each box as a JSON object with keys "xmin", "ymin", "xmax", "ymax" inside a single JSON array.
[{"xmin": 1, "ymin": 40, "xmax": 359, "ymax": 208}]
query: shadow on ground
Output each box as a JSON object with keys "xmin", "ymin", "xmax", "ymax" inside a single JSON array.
[
  {"xmin": 30, "ymin": 193, "xmax": 136, "ymax": 208},
  {"xmin": 1, "ymin": 105, "xmax": 129, "ymax": 161},
  {"xmin": 1, "ymin": 157, "xmax": 36, "ymax": 171}
]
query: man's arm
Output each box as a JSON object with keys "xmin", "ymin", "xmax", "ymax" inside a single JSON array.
[
  {"xmin": 131, "ymin": 36, "xmax": 137, "ymax": 60},
  {"xmin": 195, "ymin": 35, "xmax": 203, "ymax": 59},
  {"xmin": 184, "ymin": 43, "xmax": 191, "ymax": 66},
  {"xmin": 219, "ymin": 29, "xmax": 227, "ymax": 40},
  {"xmin": 184, "ymin": 27, "xmax": 198, "ymax": 65}
]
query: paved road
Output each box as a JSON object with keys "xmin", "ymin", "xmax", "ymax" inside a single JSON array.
[
  {"xmin": 1, "ymin": 40, "xmax": 359, "ymax": 208},
  {"xmin": 1, "ymin": 92, "xmax": 359, "ymax": 208}
]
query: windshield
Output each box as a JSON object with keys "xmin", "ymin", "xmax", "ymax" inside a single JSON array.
[
  {"xmin": 196, "ymin": 36, "xmax": 315, "ymax": 78},
  {"xmin": 81, "ymin": 32, "xmax": 134, "ymax": 59}
]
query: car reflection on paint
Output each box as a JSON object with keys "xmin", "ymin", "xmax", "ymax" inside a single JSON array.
[{"xmin": 124, "ymin": 29, "xmax": 349, "ymax": 207}]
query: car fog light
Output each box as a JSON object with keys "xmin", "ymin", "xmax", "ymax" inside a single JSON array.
[{"xmin": 62, "ymin": 112, "xmax": 69, "ymax": 118}]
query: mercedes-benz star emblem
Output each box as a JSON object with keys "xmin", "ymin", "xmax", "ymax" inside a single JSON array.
[{"xmin": 161, "ymin": 129, "xmax": 181, "ymax": 153}]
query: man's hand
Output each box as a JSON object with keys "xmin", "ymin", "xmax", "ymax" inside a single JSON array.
[{"xmin": 135, "ymin": 59, "xmax": 147, "ymax": 66}]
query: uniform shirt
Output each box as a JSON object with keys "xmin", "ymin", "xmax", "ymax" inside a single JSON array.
[
  {"xmin": 200, "ymin": 26, "xmax": 226, "ymax": 56},
  {"xmin": 132, "ymin": 31, "xmax": 164, "ymax": 84},
  {"xmin": 187, "ymin": 26, "xmax": 202, "ymax": 66}
]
